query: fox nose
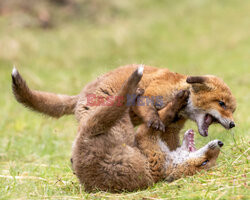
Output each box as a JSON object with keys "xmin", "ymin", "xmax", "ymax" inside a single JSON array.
[
  {"xmin": 218, "ymin": 141, "xmax": 224, "ymax": 147},
  {"xmin": 229, "ymin": 121, "xmax": 235, "ymax": 129}
]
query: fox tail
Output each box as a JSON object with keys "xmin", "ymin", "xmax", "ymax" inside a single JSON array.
[{"xmin": 11, "ymin": 67, "xmax": 78, "ymax": 118}]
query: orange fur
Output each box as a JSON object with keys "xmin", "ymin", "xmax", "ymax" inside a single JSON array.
[{"xmin": 12, "ymin": 64, "xmax": 236, "ymax": 149}]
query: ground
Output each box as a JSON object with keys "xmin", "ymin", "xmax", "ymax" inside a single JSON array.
[{"xmin": 0, "ymin": 0, "xmax": 249, "ymax": 199}]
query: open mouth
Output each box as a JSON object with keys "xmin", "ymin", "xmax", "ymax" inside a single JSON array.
[
  {"xmin": 202, "ymin": 114, "xmax": 214, "ymax": 136},
  {"xmin": 200, "ymin": 114, "xmax": 218, "ymax": 137},
  {"xmin": 184, "ymin": 129, "xmax": 196, "ymax": 152}
]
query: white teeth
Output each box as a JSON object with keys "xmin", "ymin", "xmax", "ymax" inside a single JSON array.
[{"xmin": 183, "ymin": 129, "xmax": 196, "ymax": 151}]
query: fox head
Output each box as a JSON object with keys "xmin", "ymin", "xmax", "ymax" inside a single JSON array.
[
  {"xmin": 183, "ymin": 75, "xmax": 236, "ymax": 137},
  {"xmin": 160, "ymin": 129, "xmax": 223, "ymax": 182}
]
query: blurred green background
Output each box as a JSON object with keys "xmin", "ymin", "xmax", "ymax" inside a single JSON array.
[{"xmin": 0, "ymin": 0, "xmax": 249, "ymax": 199}]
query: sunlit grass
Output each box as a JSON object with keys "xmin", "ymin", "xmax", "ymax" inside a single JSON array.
[{"xmin": 0, "ymin": 0, "xmax": 249, "ymax": 199}]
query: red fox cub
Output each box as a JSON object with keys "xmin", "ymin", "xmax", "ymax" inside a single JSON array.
[
  {"xmin": 12, "ymin": 64, "xmax": 236, "ymax": 150},
  {"xmin": 71, "ymin": 67, "xmax": 223, "ymax": 192}
]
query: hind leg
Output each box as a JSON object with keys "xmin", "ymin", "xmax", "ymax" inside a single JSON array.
[{"xmin": 79, "ymin": 66, "xmax": 144, "ymax": 136}]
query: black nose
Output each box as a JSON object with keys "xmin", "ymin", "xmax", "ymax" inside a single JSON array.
[
  {"xmin": 218, "ymin": 141, "xmax": 224, "ymax": 147},
  {"xmin": 229, "ymin": 121, "xmax": 235, "ymax": 129}
]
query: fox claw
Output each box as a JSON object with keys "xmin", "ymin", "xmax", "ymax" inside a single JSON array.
[
  {"xmin": 174, "ymin": 89, "xmax": 190, "ymax": 109},
  {"xmin": 165, "ymin": 176, "xmax": 175, "ymax": 183},
  {"xmin": 176, "ymin": 89, "xmax": 190, "ymax": 100},
  {"xmin": 136, "ymin": 88, "xmax": 145, "ymax": 96},
  {"xmin": 147, "ymin": 118, "xmax": 165, "ymax": 132}
]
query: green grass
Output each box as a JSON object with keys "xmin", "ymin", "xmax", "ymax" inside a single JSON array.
[{"xmin": 0, "ymin": 0, "xmax": 249, "ymax": 199}]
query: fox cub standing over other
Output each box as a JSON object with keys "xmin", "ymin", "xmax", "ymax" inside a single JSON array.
[
  {"xmin": 12, "ymin": 64, "xmax": 236, "ymax": 151},
  {"xmin": 71, "ymin": 67, "xmax": 223, "ymax": 192}
]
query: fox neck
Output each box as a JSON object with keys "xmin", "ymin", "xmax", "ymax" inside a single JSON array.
[
  {"xmin": 179, "ymin": 95, "xmax": 198, "ymax": 122},
  {"xmin": 158, "ymin": 138, "xmax": 189, "ymax": 177}
]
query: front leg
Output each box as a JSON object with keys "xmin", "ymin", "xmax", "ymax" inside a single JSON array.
[
  {"xmin": 158, "ymin": 90, "xmax": 189, "ymax": 127},
  {"xmin": 158, "ymin": 90, "xmax": 189, "ymax": 150},
  {"xmin": 161, "ymin": 121, "xmax": 186, "ymax": 151},
  {"xmin": 132, "ymin": 99, "xmax": 165, "ymax": 132},
  {"xmin": 132, "ymin": 89, "xmax": 189, "ymax": 132},
  {"xmin": 136, "ymin": 90, "xmax": 189, "ymax": 181}
]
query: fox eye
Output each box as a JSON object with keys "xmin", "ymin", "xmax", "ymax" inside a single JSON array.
[
  {"xmin": 200, "ymin": 160, "xmax": 209, "ymax": 166},
  {"xmin": 219, "ymin": 101, "xmax": 226, "ymax": 109}
]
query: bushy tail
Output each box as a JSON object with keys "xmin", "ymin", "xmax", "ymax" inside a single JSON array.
[{"xmin": 11, "ymin": 67, "xmax": 78, "ymax": 118}]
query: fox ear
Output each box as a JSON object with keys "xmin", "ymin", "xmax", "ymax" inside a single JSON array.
[
  {"xmin": 186, "ymin": 76, "xmax": 210, "ymax": 92},
  {"xmin": 186, "ymin": 76, "xmax": 207, "ymax": 84}
]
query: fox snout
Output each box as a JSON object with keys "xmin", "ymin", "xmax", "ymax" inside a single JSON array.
[
  {"xmin": 208, "ymin": 140, "xmax": 224, "ymax": 149},
  {"xmin": 220, "ymin": 118, "xmax": 236, "ymax": 130},
  {"xmin": 229, "ymin": 121, "xmax": 235, "ymax": 129}
]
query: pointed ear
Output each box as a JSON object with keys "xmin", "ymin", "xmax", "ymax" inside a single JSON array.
[
  {"xmin": 186, "ymin": 76, "xmax": 207, "ymax": 84},
  {"xmin": 186, "ymin": 76, "xmax": 210, "ymax": 92}
]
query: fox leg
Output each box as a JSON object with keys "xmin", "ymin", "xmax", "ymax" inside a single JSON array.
[
  {"xmin": 161, "ymin": 121, "xmax": 186, "ymax": 151},
  {"xmin": 159, "ymin": 90, "xmax": 189, "ymax": 150},
  {"xmin": 158, "ymin": 90, "xmax": 189, "ymax": 127},
  {"xmin": 132, "ymin": 96, "xmax": 165, "ymax": 132},
  {"xmin": 131, "ymin": 87, "xmax": 189, "ymax": 132},
  {"xmin": 136, "ymin": 90, "xmax": 189, "ymax": 181},
  {"xmin": 79, "ymin": 66, "xmax": 144, "ymax": 136}
]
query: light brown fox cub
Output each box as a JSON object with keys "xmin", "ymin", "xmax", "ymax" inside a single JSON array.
[
  {"xmin": 71, "ymin": 67, "xmax": 223, "ymax": 192},
  {"xmin": 12, "ymin": 64, "xmax": 236, "ymax": 150}
]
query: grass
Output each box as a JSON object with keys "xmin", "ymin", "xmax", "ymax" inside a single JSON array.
[{"xmin": 0, "ymin": 0, "xmax": 249, "ymax": 199}]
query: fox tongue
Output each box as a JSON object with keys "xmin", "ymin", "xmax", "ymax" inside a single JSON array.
[
  {"xmin": 202, "ymin": 114, "xmax": 213, "ymax": 136},
  {"xmin": 205, "ymin": 115, "xmax": 213, "ymax": 125}
]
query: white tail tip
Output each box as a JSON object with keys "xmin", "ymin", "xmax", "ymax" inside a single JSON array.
[
  {"xmin": 12, "ymin": 66, "xmax": 18, "ymax": 77},
  {"xmin": 137, "ymin": 64, "xmax": 144, "ymax": 76}
]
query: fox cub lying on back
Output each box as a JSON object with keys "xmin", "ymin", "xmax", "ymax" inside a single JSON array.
[
  {"xmin": 71, "ymin": 67, "xmax": 223, "ymax": 192},
  {"xmin": 12, "ymin": 64, "xmax": 236, "ymax": 152}
]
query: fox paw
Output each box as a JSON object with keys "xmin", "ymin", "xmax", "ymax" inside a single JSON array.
[
  {"xmin": 165, "ymin": 176, "xmax": 175, "ymax": 183},
  {"xmin": 147, "ymin": 117, "xmax": 165, "ymax": 132},
  {"xmin": 127, "ymin": 65, "xmax": 144, "ymax": 94},
  {"xmin": 135, "ymin": 88, "xmax": 145, "ymax": 96},
  {"xmin": 174, "ymin": 89, "xmax": 190, "ymax": 109}
]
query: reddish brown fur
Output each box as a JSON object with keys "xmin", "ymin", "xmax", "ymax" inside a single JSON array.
[
  {"xmin": 12, "ymin": 66, "xmax": 224, "ymax": 192},
  {"xmin": 12, "ymin": 69, "xmax": 78, "ymax": 118},
  {"xmin": 72, "ymin": 69, "xmax": 221, "ymax": 192},
  {"xmin": 12, "ymin": 64, "xmax": 236, "ymax": 149}
]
